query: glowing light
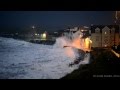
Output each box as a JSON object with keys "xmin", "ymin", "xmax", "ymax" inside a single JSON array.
[
  {"xmin": 105, "ymin": 45, "xmax": 107, "ymax": 47},
  {"xmin": 56, "ymin": 31, "xmax": 92, "ymax": 60},
  {"xmin": 41, "ymin": 32, "xmax": 47, "ymax": 40},
  {"xmin": 42, "ymin": 33, "xmax": 46, "ymax": 38},
  {"xmin": 70, "ymin": 37, "xmax": 92, "ymax": 52},
  {"xmin": 85, "ymin": 38, "xmax": 89, "ymax": 48},
  {"xmin": 105, "ymin": 32, "xmax": 107, "ymax": 34},
  {"xmin": 84, "ymin": 38, "xmax": 92, "ymax": 51},
  {"xmin": 111, "ymin": 49, "xmax": 120, "ymax": 58},
  {"xmin": 35, "ymin": 33, "xmax": 37, "ymax": 36},
  {"xmin": 32, "ymin": 26, "xmax": 35, "ymax": 29},
  {"xmin": 79, "ymin": 34, "xmax": 82, "ymax": 38},
  {"xmin": 81, "ymin": 29, "xmax": 84, "ymax": 32},
  {"xmin": 90, "ymin": 40, "xmax": 92, "ymax": 43}
]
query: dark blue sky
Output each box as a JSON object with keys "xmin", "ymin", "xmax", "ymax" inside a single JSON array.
[{"xmin": 0, "ymin": 11, "xmax": 115, "ymax": 31}]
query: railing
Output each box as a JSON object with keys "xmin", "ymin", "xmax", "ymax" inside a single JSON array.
[{"xmin": 111, "ymin": 49, "xmax": 120, "ymax": 58}]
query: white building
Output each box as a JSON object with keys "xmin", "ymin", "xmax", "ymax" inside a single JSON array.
[
  {"xmin": 90, "ymin": 25, "xmax": 120, "ymax": 48},
  {"xmin": 63, "ymin": 27, "xmax": 92, "ymax": 51}
]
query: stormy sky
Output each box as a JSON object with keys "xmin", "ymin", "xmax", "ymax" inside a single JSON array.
[{"xmin": 0, "ymin": 11, "xmax": 115, "ymax": 31}]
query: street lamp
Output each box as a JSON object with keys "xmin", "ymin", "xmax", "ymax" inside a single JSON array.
[
  {"xmin": 32, "ymin": 26, "xmax": 35, "ymax": 29},
  {"xmin": 114, "ymin": 11, "xmax": 118, "ymax": 46},
  {"xmin": 32, "ymin": 25, "xmax": 36, "ymax": 36}
]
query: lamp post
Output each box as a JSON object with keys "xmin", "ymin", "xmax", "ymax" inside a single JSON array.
[
  {"xmin": 116, "ymin": 11, "xmax": 120, "ymax": 46},
  {"xmin": 32, "ymin": 25, "xmax": 36, "ymax": 39},
  {"xmin": 114, "ymin": 11, "xmax": 118, "ymax": 46},
  {"xmin": 114, "ymin": 11, "xmax": 120, "ymax": 48},
  {"xmin": 32, "ymin": 25, "xmax": 35, "ymax": 34},
  {"xmin": 32, "ymin": 26, "xmax": 35, "ymax": 29}
]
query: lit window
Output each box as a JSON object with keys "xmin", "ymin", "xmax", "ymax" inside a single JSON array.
[
  {"xmin": 81, "ymin": 29, "xmax": 84, "ymax": 32},
  {"xmin": 35, "ymin": 33, "xmax": 37, "ymax": 36},
  {"xmin": 105, "ymin": 32, "xmax": 107, "ymax": 34},
  {"xmin": 42, "ymin": 33, "xmax": 46, "ymax": 38},
  {"xmin": 105, "ymin": 45, "xmax": 107, "ymax": 47},
  {"xmin": 79, "ymin": 34, "xmax": 83, "ymax": 38}
]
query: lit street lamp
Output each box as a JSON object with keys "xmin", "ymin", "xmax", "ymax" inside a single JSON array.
[
  {"xmin": 32, "ymin": 26, "xmax": 35, "ymax": 29},
  {"xmin": 32, "ymin": 25, "xmax": 36, "ymax": 37}
]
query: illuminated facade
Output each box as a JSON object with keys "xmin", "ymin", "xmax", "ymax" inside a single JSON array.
[
  {"xmin": 63, "ymin": 27, "xmax": 92, "ymax": 51},
  {"xmin": 90, "ymin": 25, "xmax": 120, "ymax": 48}
]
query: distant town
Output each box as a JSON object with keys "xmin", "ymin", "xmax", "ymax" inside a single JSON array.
[{"xmin": 0, "ymin": 24, "xmax": 120, "ymax": 47}]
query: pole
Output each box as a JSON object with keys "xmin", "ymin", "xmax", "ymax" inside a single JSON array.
[{"xmin": 114, "ymin": 11, "xmax": 117, "ymax": 46}]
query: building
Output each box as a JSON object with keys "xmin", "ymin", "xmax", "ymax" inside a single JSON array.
[
  {"xmin": 63, "ymin": 26, "xmax": 90, "ymax": 39},
  {"xmin": 62, "ymin": 26, "xmax": 92, "ymax": 51},
  {"xmin": 90, "ymin": 25, "xmax": 120, "ymax": 48}
]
